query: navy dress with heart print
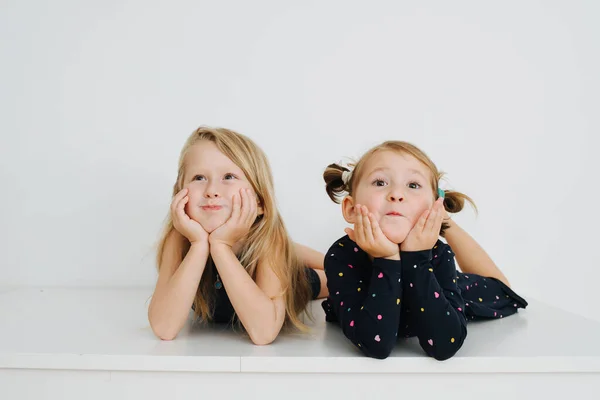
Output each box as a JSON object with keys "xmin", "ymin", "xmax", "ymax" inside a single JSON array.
[{"xmin": 321, "ymin": 235, "xmax": 528, "ymax": 360}]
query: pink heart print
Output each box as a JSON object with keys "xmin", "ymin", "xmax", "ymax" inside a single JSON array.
[
  {"xmin": 378, "ymin": 272, "xmax": 383, "ymax": 278},
  {"xmin": 350, "ymin": 320, "xmax": 355, "ymax": 327},
  {"xmin": 374, "ymin": 335, "xmax": 381, "ymax": 342},
  {"xmin": 428, "ymin": 339, "xmax": 433, "ymax": 346},
  {"xmin": 434, "ymin": 292, "xmax": 440, "ymax": 298}
]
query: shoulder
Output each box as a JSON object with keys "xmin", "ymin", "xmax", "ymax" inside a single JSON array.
[
  {"xmin": 324, "ymin": 235, "xmax": 366, "ymax": 272},
  {"xmin": 433, "ymin": 239, "xmax": 453, "ymax": 255},
  {"xmin": 432, "ymin": 239, "xmax": 456, "ymax": 266},
  {"xmin": 325, "ymin": 235, "xmax": 362, "ymax": 259}
]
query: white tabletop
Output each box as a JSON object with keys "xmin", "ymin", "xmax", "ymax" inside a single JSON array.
[{"xmin": 1, "ymin": 287, "xmax": 599, "ymax": 373}]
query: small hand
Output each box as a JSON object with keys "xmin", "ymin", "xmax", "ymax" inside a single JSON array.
[
  {"xmin": 171, "ymin": 188, "xmax": 209, "ymax": 245},
  {"xmin": 401, "ymin": 198, "xmax": 444, "ymax": 252},
  {"xmin": 209, "ymin": 188, "xmax": 258, "ymax": 248},
  {"xmin": 345, "ymin": 205, "xmax": 399, "ymax": 260}
]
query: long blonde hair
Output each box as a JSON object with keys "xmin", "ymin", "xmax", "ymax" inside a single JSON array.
[
  {"xmin": 323, "ymin": 141, "xmax": 476, "ymax": 237},
  {"xmin": 157, "ymin": 126, "xmax": 312, "ymax": 330}
]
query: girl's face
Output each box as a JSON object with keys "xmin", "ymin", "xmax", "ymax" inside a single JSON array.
[
  {"xmin": 343, "ymin": 150, "xmax": 435, "ymax": 244},
  {"xmin": 182, "ymin": 141, "xmax": 257, "ymax": 233}
]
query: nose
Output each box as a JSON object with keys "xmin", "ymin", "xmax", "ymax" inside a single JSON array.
[
  {"xmin": 388, "ymin": 187, "xmax": 405, "ymax": 202},
  {"xmin": 204, "ymin": 182, "xmax": 221, "ymax": 199}
]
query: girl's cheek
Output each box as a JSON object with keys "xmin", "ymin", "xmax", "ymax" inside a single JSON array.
[{"xmin": 187, "ymin": 188, "xmax": 203, "ymax": 203}]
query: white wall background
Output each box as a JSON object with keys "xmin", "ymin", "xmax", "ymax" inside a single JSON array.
[{"xmin": 1, "ymin": 0, "xmax": 598, "ymax": 321}]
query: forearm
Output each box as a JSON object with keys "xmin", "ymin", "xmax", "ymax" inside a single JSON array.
[
  {"xmin": 328, "ymin": 257, "xmax": 403, "ymax": 359},
  {"xmin": 211, "ymin": 244, "xmax": 283, "ymax": 345},
  {"xmin": 444, "ymin": 220, "xmax": 510, "ymax": 287},
  {"xmin": 401, "ymin": 250, "xmax": 466, "ymax": 361},
  {"xmin": 148, "ymin": 243, "xmax": 209, "ymax": 340}
]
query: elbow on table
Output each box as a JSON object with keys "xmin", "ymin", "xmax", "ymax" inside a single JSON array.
[
  {"xmin": 150, "ymin": 323, "xmax": 180, "ymax": 341},
  {"xmin": 360, "ymin": 339, "xmax": 396, "ymax": 360},
  {"xmin": 249, "ymin": 329, "xmax": 278, "ymax": 346}
]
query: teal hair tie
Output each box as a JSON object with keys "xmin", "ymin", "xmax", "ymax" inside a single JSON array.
[{"xmin": 437, "ymin": 188, "xmax": 445, "ymax": 199}]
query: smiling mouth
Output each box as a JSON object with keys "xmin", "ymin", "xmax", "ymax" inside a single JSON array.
[{"xmin": 201, "ymin": 205, "xmax": 223, "ymax": 211}]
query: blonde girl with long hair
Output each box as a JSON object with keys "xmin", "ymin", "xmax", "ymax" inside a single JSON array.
[{"xmin": 149, "ymin": 126, "xmax": 326, "ymax": 344}]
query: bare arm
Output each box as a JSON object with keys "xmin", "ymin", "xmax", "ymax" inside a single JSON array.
[
  {"xmin": 294, "ymin": 242, "xmax": 328, "ymax": 298},
  {"xmin": 294, "ymin": 242, "xmax": 324, "ymax": 270},
  {"xmin": 211, "ymin": 243, "xmax": 286, "ymax": 345},
  {"xmin": 148, "ymin": 232, "xmax": 210, "ymax": 340},
  {"xmin": 444, "ymin": 219, "xmax": 510, "ymax": 287}
]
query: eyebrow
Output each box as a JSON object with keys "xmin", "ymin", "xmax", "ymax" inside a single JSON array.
[
  {"xmin": 367, "ymin": 167, "xmax": 392, "ymax": 176},
  {"xmin": 406, "ymin": 168, "xmax": 428, "ymax": 180},
  {"xmin": 367, "ymin": 167, "xmax": 428, "ymax": 180},
  {"xmin": 185, "ymin": 165, "xmax": 244, "ymax": 182}
]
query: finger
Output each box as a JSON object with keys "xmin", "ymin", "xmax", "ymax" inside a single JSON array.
[
  {"xmin": 171, "ymin": 188, "xmax": 188, "ymax": 212},
  {"xmin": 415, "ymin": 209, "xmax": 429, "ymax": 233},
  {"xmin": 175, "ymin": 194, "xmax": 188, "ymax": 215},
  {"xmin": 174, "ymin": 187, "xmax": 188, "ymax": 202},
  {"xmin": 241, "ymin": 188, "xmax": 253, "ymax": 225},
  {"xmin": 354, "ymin": 205, "xmax": 365, "ymax": 244},
  {"xmin": 238, "ymin": 188, "xmax": 247, "ymax": 222},
  {"xmin": 369, "ymin": 213, "xmax": 383, "ymax": 240},
  {"xmin": 427, "ymin": 198, "xmax": 444, "ymax": 232},
  {"xmin": 175, "ymin": 196, "xmax": 190, "ymax": 223},
  {"xmin": 344, "ymin": 228, "xmax": 356, "ymax": 242},
  {"xmin": 434, "ymin": 199, "xmax": 445, "ymax": 231},
  {"xmin": 440, "ymin": 200, "xmax": 451, "ymax": 221},
  {"xmin": 246, "ymin": 189, "xmax": 258, "ymax": 225},
  {"xmin": 424, "ymin": 203, "xmax": 439, "ymax": 232},
  {"xmin": 363, "ymin": 210, "xmax": 375, "ymax": 244},
  {"xmin": 230, "ymin": 191, "xmax": 241, "ymax": 222}
]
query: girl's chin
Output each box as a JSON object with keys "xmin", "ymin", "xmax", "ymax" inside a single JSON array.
[
  {"xmin": 381, "ymin": 230, "xmax": 409, "ymax": 244},
  {"xmin": 191, "ymin": 218, "xmax": 226, "ymax": 234}
]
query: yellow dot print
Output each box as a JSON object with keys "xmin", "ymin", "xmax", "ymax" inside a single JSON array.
[
  {"xmin": 396, "ymin": 298, "xmax": 400, "ymax": 305},
  {"xmin": 479, "ymin": 298, "xmax": 483, "ymax": 302},
  {"xmin": 451, "ymin": 338, "xmax": 455, "ymax": 343},
  {"xmin": 339, "ymin": 273, "xmax": 343, "ymax": 277},
  {"xmin": 428, "ymin": 268, "xmax": 433, "ymax": 272},
  {"xmin": 357, "ymin": 287, "xmax": 361, "ymax": 292},
  {"xmin": 421, "ymin": 308, "xmax": 425, "ymax": 312}
]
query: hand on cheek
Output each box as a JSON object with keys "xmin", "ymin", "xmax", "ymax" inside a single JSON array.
[
  {"xmin": 209, "ymin": 188, "xmax": 258, "ymax": 248},
  {"xmin": 401, "ymin": 198, "xmax": 445, "ymax": 252},
  {"xmin": 171, "ymin": 188, "xmax": 209, "ymax": 246},
  {"xmin": 345, "ymin": 205, "xmax": 400, "ymax": 260}
]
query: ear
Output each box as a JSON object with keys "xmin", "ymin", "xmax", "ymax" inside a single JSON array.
[
  {"xmin": 257, "ymin": 199, "xmax": 264, "ymax": 216},
  {"xmin": 341, "ymin": 196, "xmax": 357, "ymax": 224}
]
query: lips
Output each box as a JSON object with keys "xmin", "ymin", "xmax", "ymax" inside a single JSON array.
[
  {"xmin": 386, "ymin": 211, "xmax": 403, "ymax": 216},
  {"xmin": 201, "ymin": 205, "xmax": 223, "ymax": 211}
]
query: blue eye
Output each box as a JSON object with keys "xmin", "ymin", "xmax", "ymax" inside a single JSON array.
[{"xmin": 408, "ymin": 182, "xmax": 421, "ymax": 189}]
